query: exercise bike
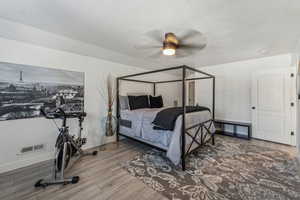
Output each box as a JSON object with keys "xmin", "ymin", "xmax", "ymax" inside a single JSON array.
[{"xmin": 35, "ymin": 107, "xmax": 97, "ymax": 188}]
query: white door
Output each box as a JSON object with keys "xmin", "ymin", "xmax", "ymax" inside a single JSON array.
[{"xmin": 251, "ymin": 67, "xmax": 296, "ymax": 145}]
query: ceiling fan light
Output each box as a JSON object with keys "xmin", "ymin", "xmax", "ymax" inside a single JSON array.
[
  {"xmin": 163, "ymin": 48, "xmax": 176, "ymax": 56},
  {"xmin": 163, "ymin": 42, "xmax": 176, "ymax": 56}
]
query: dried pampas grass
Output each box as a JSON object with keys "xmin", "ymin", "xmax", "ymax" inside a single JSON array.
[{"xmin": 98, "ymin": 73, "xmax": 117, "ymax": 137}]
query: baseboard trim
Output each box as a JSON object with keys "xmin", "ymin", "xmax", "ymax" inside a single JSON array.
[
  {"xmin": 251, "ymin": 136, "xmax": 296, "ymax": 147},
  {"xmin": 0, "ymin": 142, "xmax": 109, "ymax": 174},
  {"xmin": 215, "ymin": 118, "xmax": 251, "ymax": 124},
  {"xmin": 0, "ymin": 151, "xmax": 53, "ymax": 174}
]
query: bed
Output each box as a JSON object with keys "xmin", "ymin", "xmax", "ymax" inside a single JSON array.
[
  {"xmin": 119, "ymin": 107, "xmax": 215, "ymax": 165},
  {"xmin": 116, "ymin": 65, "xmax": 216, "ymax": 170}
]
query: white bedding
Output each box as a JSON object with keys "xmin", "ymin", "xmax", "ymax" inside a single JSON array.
[
  {"xmin": 120, "ymin": 109, "xmax": 144, "ymax": 137},
  {"xmin": 120, "ymin": 107, "xmax": 215, "ymax": 165}
]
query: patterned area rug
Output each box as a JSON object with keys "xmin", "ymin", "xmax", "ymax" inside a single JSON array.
[{"xmin": 123, "ymin": 136, "xmax": 300, "ymax": 200}]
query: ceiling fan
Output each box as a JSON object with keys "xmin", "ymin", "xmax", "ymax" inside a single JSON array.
[{"xmin": 136, "ymin": 30, "xmax": 207, "ymax": 58}]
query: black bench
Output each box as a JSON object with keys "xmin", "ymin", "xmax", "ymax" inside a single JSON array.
[{"xmin": 214, "ymin": 119, "xmax": 251, "ymax": 140}]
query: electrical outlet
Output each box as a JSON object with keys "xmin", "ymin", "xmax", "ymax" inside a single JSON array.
[
  {"xmin": 20, "ymin": 144, "xmax": 45, "ymax": 155},
  {"xmin": 21, "ymin": 146, "xmax": 33, "ymax": 153},
  {"xmin": 34, "ymin": 144, "xmax": 45, "ymax": 151}
]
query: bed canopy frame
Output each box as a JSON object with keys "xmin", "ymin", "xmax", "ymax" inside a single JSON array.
[{"xmin": 116, "ymin": 65, "xmax": 215, "ymax": 170}]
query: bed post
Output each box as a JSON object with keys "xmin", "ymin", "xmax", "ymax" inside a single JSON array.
[
  {"xmin": 181, "ymin": 66, "xmax": 186, "ymax": 171},
  {"xmin": 212, "ymin": 76, "xmax": 215, "ymax": 145},
  {"xmin": 153, "ymin": 83, "xmax": 156, "ymax": 96},
  {"xmin": 116, "ymin": 78, "xmax": 120, "ymax": 142}
]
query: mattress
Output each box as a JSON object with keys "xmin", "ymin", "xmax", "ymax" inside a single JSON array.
[
  {"xmin": 120, "ymin": 109, "xmax": 144, "ymax": 137},
  {"xmin": 119, "ymin": 107, "xmax": 215, "ymax": 165}
]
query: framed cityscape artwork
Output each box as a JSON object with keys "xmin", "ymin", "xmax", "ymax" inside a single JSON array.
[{"xmin": 0, "ymin": 62, "xmax": 84, "ymax": 121}]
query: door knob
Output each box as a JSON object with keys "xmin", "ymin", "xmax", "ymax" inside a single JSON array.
[{"xmin": 252, "ymin": 106, "xmax": 256, "ymax": 110}]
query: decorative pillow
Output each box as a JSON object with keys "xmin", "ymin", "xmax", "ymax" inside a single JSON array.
[
  {"xmin": 128, "ymin": 95, "xmax": 150, "ymax": 110},
  {"xmin": 149, "ymin": 95, "xmax": 163, "ymax": 108},
  {"xmin": 119, "ymin": 95, "xmax": 129, "ymax": 110}
]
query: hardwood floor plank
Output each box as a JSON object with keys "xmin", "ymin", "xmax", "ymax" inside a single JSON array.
[{"xmin": 0, "ymin": 137, "xmax": 297, "ymax": 200}]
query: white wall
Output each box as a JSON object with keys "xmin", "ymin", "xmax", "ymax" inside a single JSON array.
[
  {"xmin": 195, "ymin": 54, "xmax": 292, "ymax": 123},
  {"xmin": 156, "ymin": 82, "xmax": 182, "ymax": 107},
  {"xmin": 0, "ymin": 37, "xmax": 155, "ymax": 173}
]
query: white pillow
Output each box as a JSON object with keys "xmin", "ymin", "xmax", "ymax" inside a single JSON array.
[{"xmin": 119, "ymin": 95, "xmax": 129, "ymax": 110}]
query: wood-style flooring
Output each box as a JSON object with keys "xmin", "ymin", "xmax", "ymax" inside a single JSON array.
[{"xmin": 0, "ymin": 137, "xmax": 298, "ymax": 200}]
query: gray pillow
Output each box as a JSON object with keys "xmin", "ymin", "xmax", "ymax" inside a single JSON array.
[{"xmin": 119, "ymin": 95, "xmax": 129, "ymax": 110}]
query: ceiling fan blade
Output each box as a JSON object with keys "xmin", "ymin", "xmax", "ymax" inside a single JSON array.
[
  {"xmin": 134, "ymin": 44, "xmax": 162, "ymax": 50},
  {"xmin": 179, "ymin": 43, "xmax": 207, "ymax": 50},
  {"xmin": 145, "ymin": 30, "xmax": 164, "ymax": 43},
  {"xmin": 180, "ymin": 30, "xmax": 203, "ymax": 41}
]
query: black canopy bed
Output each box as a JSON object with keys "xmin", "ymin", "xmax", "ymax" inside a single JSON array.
[{"xmin": 116, "ymin": 65, "xmax": 215, "ymax": 170}]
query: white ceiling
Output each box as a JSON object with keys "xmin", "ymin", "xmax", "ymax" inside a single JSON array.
[{"xmin": 0, "ymin": 0, "xmax": 299, "ymax": 69}]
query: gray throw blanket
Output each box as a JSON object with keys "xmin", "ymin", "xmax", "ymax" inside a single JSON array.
[{"xmin": 152, "ymin": 106, "xmax": 210, "ymax": 131}]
